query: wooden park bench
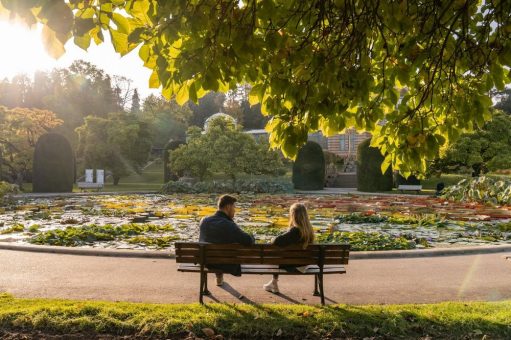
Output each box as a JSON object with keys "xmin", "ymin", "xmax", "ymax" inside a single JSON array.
[
  {"xmin": 397, "ymin": 184, "xmax": 422, "ymax": 193},
  {"xmin": 175, "ymin": 242, "xmax": 350, "ymax": 305}
]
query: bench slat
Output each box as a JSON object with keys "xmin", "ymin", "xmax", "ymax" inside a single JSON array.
[
  {"xmin": 176, "ymin": 243, "xmax": 349, "ymax": 251},
  {"xmin": 175, "ymin": 250, "xmax": 349, "ymax": 258},
  {"xmin": 178, "ymin": 263, "xmax": 346, "ymax": 275},
  {"xmin": 202, "ymin": 257, "xmax": 318, "ymax": 265}
]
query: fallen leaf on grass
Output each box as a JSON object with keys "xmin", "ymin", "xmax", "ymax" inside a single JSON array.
[{"xmin": 202, "ymin": 327, "xmax": 215, "ymax": 337}]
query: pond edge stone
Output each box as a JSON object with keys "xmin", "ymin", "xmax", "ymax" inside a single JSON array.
[{"xmin": 1, "ymin": 243, "xmax": 511, "ymax": 260}]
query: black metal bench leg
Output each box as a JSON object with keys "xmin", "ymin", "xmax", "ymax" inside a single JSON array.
[
  {"xmin": 318, "ymin": 274, "xmax": 325, "ymax": 305},
  {"xmin": 313, "ymin": 274, "xmax": 320, "ymax": 296},
  {"xmin": 199, "ymin": 272, "xmax": 204, "ymax": 304},
  {"xmin": 203, "ymin": 272, "xmax": 210, "ymax": 296}
]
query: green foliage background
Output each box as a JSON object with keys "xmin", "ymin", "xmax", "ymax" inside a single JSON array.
[{"xmin": 170, "ymin": 116, "xmax": 285, "ymax": 184}]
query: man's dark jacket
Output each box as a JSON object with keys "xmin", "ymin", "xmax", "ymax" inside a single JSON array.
[{"xmin": 198, "ymin": 210, "xmax": 254, "ymax": 276}]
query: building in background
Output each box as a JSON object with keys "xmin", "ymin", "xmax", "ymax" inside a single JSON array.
[
  {"xmin": 245, "ymin": 129, "xmax": 371, "ymax": 159},
  {"xmin": 245, "ymin": 129, "xmax": 371, "ymax": 188}
]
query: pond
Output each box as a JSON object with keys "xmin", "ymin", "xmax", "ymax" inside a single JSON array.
[{"xmin": 1, "ymin": 194, "xmax": 511, "ymax": 252}]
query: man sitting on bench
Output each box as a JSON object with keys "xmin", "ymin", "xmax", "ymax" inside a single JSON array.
[{"xmin": 198, "ymin": 194, "xmax": 255, "ymax": 286}]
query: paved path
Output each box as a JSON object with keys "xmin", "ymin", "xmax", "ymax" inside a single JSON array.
[{"xmin": 1, "ymin": 250, "xmax": 510, "ymax": 305}]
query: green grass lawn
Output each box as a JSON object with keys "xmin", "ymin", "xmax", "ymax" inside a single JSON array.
[
  {"xmin": 21, "ymin": 160, "xmax": 164, "ymax": 193},
  {"xmin": 422, "ymin": 174, "xmax": 470, "ymax": 190},
  {"xmin": 0, "ymin": 293, "xmax": 510, "ymax": 339}
]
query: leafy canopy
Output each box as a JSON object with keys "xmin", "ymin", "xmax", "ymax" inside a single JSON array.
[
  {"xmin": 3, "ymin": 0, "xmax": 511, "ymax": 176},
  {"xmin": 0, "ymin": 106, "xmax": 62, "ymax": 186},
  {"xmin": 432, "ymin": 111, "xmax": 511, "ymax": 175},
  {"xmin": 75, "ymin": 112, "xmax": 152, "ymax": 184}
]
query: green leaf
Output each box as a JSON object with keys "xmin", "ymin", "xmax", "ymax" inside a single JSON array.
[
  {"xmin": 109, "ymin": 28, "xmax": 128, "ymax": 55},
  {"xmin": 249, "ymin": 84, "xmax": 262, "ymax": 105},
  {"xmin": 138, "ymin": 44, "xmax": 150, "ymax": 62},
  {"xmin": 381, "ymin": 155, "xmax": 392, "ymax": 174},
  {"xmin": 75, "ymin": 18, "xmax": 96, "ymax": 36},
  {"xmin": 90, "ymin": 27, "xmax": 104, "ymax": 45},
  {"xmin": 74, "ymin": 34, "xmax": 91, "ymax": 50},
  {"xmin": 39, "ymin": 1, "xmax": 73, "ymax": 36},
  {"xmin": 189, "ymin": 82, "xmax": 198, "ymax": 103},
  {"xmin": 41, "ymin": 26, "xmax": 65, "ymax": 58},
  {"xmin": 148, "ymin": 70, "xmax": 160, "ymax": 88},
  {"xmin": 175, "ymin": 82, "xmax": 190, "ymax": 105},
  {"xmin": 112, "ymin": 12, "xmax": 129, "ymax": 34}
]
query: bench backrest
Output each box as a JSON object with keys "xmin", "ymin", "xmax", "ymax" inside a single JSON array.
[
  {"xmin": 96, "ymin": 169, "xmax": 104, "ymax": 185},
  {"xmin": 85, "ymin": 169, "xmax": 93, "ymax": 183},
  {"xmin": 175, "ymin": 242, "xmax": 350, "ymax": 266},
  {"xmin": 398, "ymin": 184, "xmax": 422, "ymax": 190}
]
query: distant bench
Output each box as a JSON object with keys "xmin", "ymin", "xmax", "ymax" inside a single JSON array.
[
  {"xmin": 397, "ymin": 184, "xmax": 422, "ymax": 193},
  {"xmin": 77, "ymin": 169, "xmax": 104, "ymax": 191},
  {"xmin": 175, "ymin": 242, "xmax": 350, "ymax": 305}
]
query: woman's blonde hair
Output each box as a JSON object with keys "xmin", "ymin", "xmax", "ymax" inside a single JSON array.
[{"xmin": 289, "ymin": 203, "xmax": 315, "ymax": 248}]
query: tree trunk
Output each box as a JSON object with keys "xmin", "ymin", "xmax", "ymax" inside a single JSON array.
[{"xmin": 113, "ymin": 176, "xmax": 120, "ymax": 185}]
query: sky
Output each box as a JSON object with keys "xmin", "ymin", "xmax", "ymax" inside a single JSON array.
[{"xmin": 0, "ymin": 21, "xmax": 158, "ymax": 98}]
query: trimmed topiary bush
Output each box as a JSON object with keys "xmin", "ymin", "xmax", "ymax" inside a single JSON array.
[
  {"xmin": 32, "ymin": 133, "xmax": 75, "ymax": 193},
  {"xmin": 356, "ymin": 139, "xmax": 393, "ymax": 192},
  {"xmin": 163, "ymin": 140, "xmax": 184, "ymax": 183},
  {"xmin": 292, "ymin": 141, "xmax": 325, "ymax": 190}
]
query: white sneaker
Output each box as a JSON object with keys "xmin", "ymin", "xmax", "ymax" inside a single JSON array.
[{"xmin": 263, "ymin": 280, "xmax": 279, "ymax": 294}]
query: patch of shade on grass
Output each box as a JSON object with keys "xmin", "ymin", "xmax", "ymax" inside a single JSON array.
[{"xmin": 0, "ymin": 294, "xmax": 509, "ymax": 339}]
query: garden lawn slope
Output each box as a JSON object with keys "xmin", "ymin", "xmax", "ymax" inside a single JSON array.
[{"xmin": 0, "ymin": 293, "xmax": 509, "ymax": 339}]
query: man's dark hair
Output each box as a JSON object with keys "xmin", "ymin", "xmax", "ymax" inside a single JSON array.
[{"xmin": 218, "ymin": 194, "xmax": 237, "ymax": 209}]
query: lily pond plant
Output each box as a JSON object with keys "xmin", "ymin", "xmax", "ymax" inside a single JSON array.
[{"xmin": 0, "ymin": 193, "xmax": 510, "ymax": 251}]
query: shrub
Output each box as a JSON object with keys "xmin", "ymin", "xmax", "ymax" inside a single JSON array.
[
  {"xmin": 442, "ymin": 176, "xmax": 511, "ymax": 205},
  {"xmin": 161, "ymin": 178, "xmax": 293, "ymax": 194},
  {"xmin": 292, "ymin": 141, "xmax": 325, "ymax": 190},
  {"xmin": 32, "ymin": 133, "xmax": 75, "ymax": 193},
  {"xmin": 170, "ymin": 123, "xmax": 285, "ymax": 184},
  {"xmin": 356, "ymin": 139, "xmax": 393, "ymax": 192},
  {"xmin": 0, "ymin": 181, "xmax": 19, "ymax": 200},
  {"xmin": 163, "ymin": 140, "xmax": 184, "ymax": 183}
]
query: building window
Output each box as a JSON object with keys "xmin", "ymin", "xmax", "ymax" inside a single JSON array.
[{"xmin": 339, "ymin": 135, "xmax": 346, "ymax": 151}]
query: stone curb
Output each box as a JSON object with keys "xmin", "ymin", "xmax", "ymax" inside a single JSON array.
[
  {"xmin": 350, "ymin": 244, "xmax": 511, "ymax": 259},
  {"xmin": 0, "ymin": 243, "xmax": 173, "ymax": 259},
  {"xmin": 1, "ymin": 243, "xmax": 511, "ymax": 260},
  {"xmin": 294, "ymin": 190, "xmax": 428, "ymax": 197}
]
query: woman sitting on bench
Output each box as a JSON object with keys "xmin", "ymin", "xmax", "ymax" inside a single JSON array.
[{"xmin": 263, "ymin": 203, "xmax": 315, "ymax": 294}]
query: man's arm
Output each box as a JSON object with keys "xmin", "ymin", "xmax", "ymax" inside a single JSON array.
[
  {"xmin": 228, "ymin": 221, "xmax": 255, "ymax": 245},
  {"xmin": 198, "ymin": 217, "xmax": 206, "ymax": 242}
]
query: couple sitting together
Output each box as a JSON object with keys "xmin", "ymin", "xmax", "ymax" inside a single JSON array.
[{"xmin": 198, "ymin": 194, "xmax": 314, "ymax": 294}]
